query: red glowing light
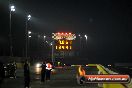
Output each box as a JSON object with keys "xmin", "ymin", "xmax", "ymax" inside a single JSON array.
[{"xmin": 62, "ymin": 33, "xmax": 63, "ymax": 34}]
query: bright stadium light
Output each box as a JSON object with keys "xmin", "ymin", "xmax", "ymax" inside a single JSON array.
[
  {"xmin": 44, "ymin": 35, "xmax": 46, "ymax": 38},
  {"xmin": 11, "ymin": 6, "xmax": 14, "ymax": 9},
  {"xmin": 28, "ymin": 31, "xmax": 31, "ymax": 34},
  {"xmin": 10, "ymin": 5, "xmax": 15, "ymax": 12},
  {"xmin": 27, "ymin": 15, "xmax": 31, "ymax": 20}
]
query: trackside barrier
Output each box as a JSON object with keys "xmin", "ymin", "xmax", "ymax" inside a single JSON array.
[
  {"xmin": 16, "ymin": 63, "xmax": 23, "ymax": 69},
  {"xmin": 16, "ymin": 63, "xmax": 30, "ymax": 69},
  {"xmin": 96, "ymin": 64, "xmax": 126, "ymax": 88},
  {"xmin": 88, "ymin": 64, "xmax": 96, "ymax": 66}
]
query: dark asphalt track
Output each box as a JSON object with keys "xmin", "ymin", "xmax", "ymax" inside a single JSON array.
[{"xmin": 1, "ymin": 66, "xmax": 99, "ymax": 88}]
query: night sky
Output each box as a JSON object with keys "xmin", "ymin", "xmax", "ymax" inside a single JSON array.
[{"xmin": 0, "ymin": 0, "xmax": 132, "ymax": 63}]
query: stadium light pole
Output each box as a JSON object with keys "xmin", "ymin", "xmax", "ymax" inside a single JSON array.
[
  {"xmin": 50, "ymin": 41, "xmax": 54, "ymax": 66},
  {"xmin": 9, "ymin": 5, "xmax": 15, "ymax": 56},
  {"xmin": 28, "ymin": 31, "xmax": 32, "ymax": 57},
  {"xmin": 78, "ymin": 34, "xmax": 82, "ymax": 46},
  {"xmin": 25, "ymin": 14, "xmax": 31, "ymax": 58},
  {"xmin": 78, "ymin": 34, "xmax": 82, "ymax": 57}
]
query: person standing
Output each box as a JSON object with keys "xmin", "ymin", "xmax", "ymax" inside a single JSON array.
[
  {"xmin": 24, "ymin": 61, "xmax": 30, "ymax": 88},
  {"xmin": 45, "ymin": 62, "xmax": 52, "ymax": 81},
  {"xmin": 13, "ymin": 61, "xmax": 17, "ymax": 78},
  {"xmin": 0, "ymin": 61, "xmax": 4, "ymax": 87},
  {"xmin": 10, "ymin": 62, "xmax": 16, "ymax": 78},
  {"xmin": 41, "ymin": 61, "xmax": 46, "ymax": 82}
]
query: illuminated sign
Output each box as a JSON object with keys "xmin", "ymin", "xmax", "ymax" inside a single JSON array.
[
  {"xmin": 55, "ymin": 40, "xmax": 72, "ymax": 50},
  {"xmin": 52, "ymin": 32, "xmax": 76, "ymax": 40},
  {"xmin": 55, "ymin": 45, "xmax": 72, "ymax": 50},
  {"xmin": 52, "ymin": 32, "xmax": 76, "ymax": 50},
  {"xmin": 58, "ymin": 40, "xmax": 72, "ymax": 45}
]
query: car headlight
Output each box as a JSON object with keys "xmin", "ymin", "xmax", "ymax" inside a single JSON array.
[
  {"xmin": 108, "ymin": 64, "xmax": 111, "ymax": 67},
  {"xmin": 36, "ymin": 63, "xmax": 41, "ymax": 68}
]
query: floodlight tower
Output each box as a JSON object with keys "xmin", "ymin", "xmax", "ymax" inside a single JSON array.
[
  {"xmin": 25, "ymin": 14, "xmax": 31, "ymax": 58},
  {"xmin": 9, "ymin": 5, "xmax": 15, "ymax": 56}
]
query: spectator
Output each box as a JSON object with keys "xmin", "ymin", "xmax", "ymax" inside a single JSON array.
[
  {"xmin": 24, "ymin": 60, "xmax": 30, "ymax": 88},
  {"xmin": 41, "ymin": 61, "xmax": 46, "ymax": 82},
  {"xmin": 45, "ymin": 62, "xmax": 52, "ymax": 81},
  {"xmin": 0, "ymin": 61, "xmax": 4, "ymax": 87}
]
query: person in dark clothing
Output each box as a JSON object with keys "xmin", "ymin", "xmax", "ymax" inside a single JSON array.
[
  {"xmin": 8, "ymin": 63, "xmax": 12, "ymax": 77},
  {"xmin": 10, "ymin": 62, "xmax": 16, "ymax": 78},
  {"xmin": 45, "ymin": 63, "xmax": 52, "ymax": 81},
  {"xmin": 0, "ymin": 61, "xmax": 5, "ymax": 87},
  {"xmin": 41, "ymin": 61, "xmax": 46, "ymax": 82},
  {"xmin": 6, "ymin": 63, "xmax": 10, "ymax": 77},
  {"xmin": 46, "ymin": 69, "xmax": 51, "ymax": 81},
  {"xmin": 24, "ymin": 61, "xmax": 30, "ymax": 88},
  {"xmin": 13, "ymin": 62, "xmax": 17, "ymax": 78}
]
